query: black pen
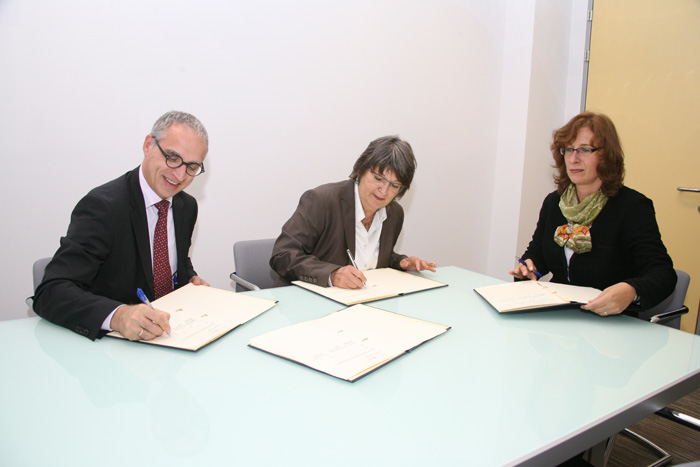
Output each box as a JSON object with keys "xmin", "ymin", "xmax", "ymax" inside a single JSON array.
[{"xmin": 515, "ymin": 257, "xmax": 542, "ymax": 279}]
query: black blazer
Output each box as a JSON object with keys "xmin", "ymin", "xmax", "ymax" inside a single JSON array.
[
  {"xmin": 34, "ymin": 167, "xmax": 198, "ymax": 340},
  {"xmin": 270, "ymin": 179, "xmax": 407, "ymax": 286},
  {"xmin": 522, "ymin": 186, "xmax": 676, "ymax": 309}
]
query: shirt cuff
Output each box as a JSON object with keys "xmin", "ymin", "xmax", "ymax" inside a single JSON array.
[{"xmin": 101, "ymin": 305, "xmax": 123, "ymax": 331}]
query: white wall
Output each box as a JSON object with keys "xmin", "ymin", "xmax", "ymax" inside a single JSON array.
[
  {"xmin": 514, "ymin": 0, "xmax": 590, "ymax": 263},
  {"xmin": 0, "ymin": 0, "xmax": 587, "ymax": 321}
]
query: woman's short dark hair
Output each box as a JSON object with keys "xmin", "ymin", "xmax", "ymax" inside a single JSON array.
[
  {"xmin": 551, "ymin": 112, "xmax": 625, "ymax": 197},
  {"xmin": 349, "ymin": 136, "xmax": 417, "ymax": 195}
]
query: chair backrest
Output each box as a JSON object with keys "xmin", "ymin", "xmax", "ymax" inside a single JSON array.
[
  {"xmin": 637, "ymin": 269, "xmax": 690, "ymax": 330},
  {"xmin": 231, "ymin": 238, "xmax": 279, "ymax": 292},
  {"xmin": 33, "ymin": 257, "xmax": 52, "ymax": 293},
  {"xmin": 26, "ymin": 256, "xmax": 52, "ymax": 309}
]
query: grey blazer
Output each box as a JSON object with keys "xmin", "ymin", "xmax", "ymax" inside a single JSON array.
[{"xmin": 270, "ymin": 179, "xmax": 407, "ymax": 286}]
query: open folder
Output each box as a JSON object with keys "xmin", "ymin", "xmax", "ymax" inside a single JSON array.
[
  {"xmin": 474, "ymin": 280, "xmax": 602, "ymax": 313},
  {"xmin": 292, "ymin": 268, "xmax": 447, "ymax": 306},
  {"xmin": 107, "ymin": 284, "xmax": 277, "ymax": 351},
  {"xmin": 249, "ymin": 304, "xmax": 450, "ymax": 382}
]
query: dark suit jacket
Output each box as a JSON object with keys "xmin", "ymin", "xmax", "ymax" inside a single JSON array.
[
  {"xmin": 270, "ymin": 179, "xmax": 407, "ymax": 286},
  {"xmin": 522, "ymin": 186, "xmax": 676, "ymax": 309},
  {"xmin": 33, "ymin": 167, "xmax": 198, "ymax": 340}
]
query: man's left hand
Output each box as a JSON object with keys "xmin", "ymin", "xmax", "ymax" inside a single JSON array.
[{"xmin": 190, "ymin": 276, "xmax": 210, "ymax": 286}]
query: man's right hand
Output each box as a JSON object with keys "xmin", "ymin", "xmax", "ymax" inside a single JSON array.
[
  {"xmin": 110, "ymin": 304, "xmax": 171, "ymax": 341},
  {"xmin": 330, "ymin": 266, "xmax": 367, "ymax": 289}
]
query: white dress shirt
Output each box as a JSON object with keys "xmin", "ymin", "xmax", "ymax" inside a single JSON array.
[
  {"xmin": 139, "ymin": 167, "xmax": 178, "ymax": 274},
  {"xmin": 353, "ymin": 182, "xmax": 386, "ymax": 270},
  {"xmin": 101, "ymin": 167, "xmax": 178, "ymax": 330}
]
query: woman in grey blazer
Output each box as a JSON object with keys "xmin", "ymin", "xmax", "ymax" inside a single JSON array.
[{"xmin": 270, "ymin": 135, "xmax": 436, "ymax": 289}]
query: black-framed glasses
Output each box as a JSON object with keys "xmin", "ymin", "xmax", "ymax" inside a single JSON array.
[
  {"xmin": 153, "ymin": 138, "xmax": 205, "ymax": 177},
  {"xmin": 559, "ymin": 147, "xmax": 601, "ymax": 156},
  {"xmin": 369, "ymin": 169, "xmax": 405, "ymax": 192}
]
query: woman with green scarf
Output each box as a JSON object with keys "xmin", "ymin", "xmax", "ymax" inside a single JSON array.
[{"xmin": 510, "ymin": 112, "xmax": 676, "ymax": 317}]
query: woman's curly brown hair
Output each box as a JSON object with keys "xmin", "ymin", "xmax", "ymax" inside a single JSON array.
[{"xmin": 551, "ymin": 112, "xmax": 625, "ymax": 197}]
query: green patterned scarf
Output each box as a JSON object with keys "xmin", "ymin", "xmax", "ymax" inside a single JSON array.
[{"xmin": 553, "ymin": 184, "xmax": 608, "ymax": 254}]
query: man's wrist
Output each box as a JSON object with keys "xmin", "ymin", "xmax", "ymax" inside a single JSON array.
[{"xmin": 102, "ymin": 305, "xmax": 123, "ymax": 331}]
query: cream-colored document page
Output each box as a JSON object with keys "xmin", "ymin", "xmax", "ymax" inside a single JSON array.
[
  {"xmin": 474, "ymin": 281, "xmax": 602, "ymax": 313},
  {"xmin": 108, "ymin": 284, "xmax": 276, "ymax": 350},
  {"xmin": 249, "ymin": 304, "xmax": 450, "ymax": 381},
  {"xmin": 292, "ymin": 268, "xmax": 446, "ymax": 305}
]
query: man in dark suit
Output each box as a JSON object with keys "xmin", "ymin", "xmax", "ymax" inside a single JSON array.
[{"xmin": 34, "ymin": 111, "xmax": 210, "ymax": 341}]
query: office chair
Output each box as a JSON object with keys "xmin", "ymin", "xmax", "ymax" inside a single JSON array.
[
  {"xmin": 33, "ymin": 257, "xmax": 52, "ymax": 292},
  {"xmin": 229, "ymin": 238, "xmax": 280, "ymax": 292},
  {"xmin": 601, "ymin": 269, "xmax": 697, "ymax": 467},
  {"xmin": 26, "ymin": 256, "xmax": 53, "ymax": 308},
  {"xmin": 635, "ymin": 269, "xmax": 691, "ymax": 330}
]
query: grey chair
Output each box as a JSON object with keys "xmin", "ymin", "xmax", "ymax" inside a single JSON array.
[
  {"xmin": 601, "ymin": 269, "xmax": 697, "ymax": 467},
  {"xmin": 33, "ymin": 257, "xmax": 52, "ymax": 292},
  {"xmin": 229, "ymin": 238, "xmax": 280, "ymax": 292},
  {"xmin": 26, "ymin": 257, "xmax": 52, "ymax": 309},
  {"xmin": 635, "ymin": 269, "xmax": 691, "ymax": 330}
]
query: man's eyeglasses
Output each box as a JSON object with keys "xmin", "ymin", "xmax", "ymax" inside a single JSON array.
[
  {"xmin": 153, "ymin": 138, "xmax": 205, "ymax": 177},
  {"xmin": 369, "ymin": 169, "xmax": 405, "ymax": 193},
  {"xmin": 559, "ymin": 147, "xmax": 601, "ymax": 156}
]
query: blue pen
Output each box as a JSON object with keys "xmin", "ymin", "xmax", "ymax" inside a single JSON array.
[
  {"xmin": 515, "ymin": 257, "xmax": 542, "ymax": 279},
  {"xmin": 136, "ymin": 288, "xmax": 171, "ymax": 337}
]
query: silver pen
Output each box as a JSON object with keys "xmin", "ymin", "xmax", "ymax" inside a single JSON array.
[{"xmin": 346, "ymin": 249, "xmax": 366, "ymax": 288}]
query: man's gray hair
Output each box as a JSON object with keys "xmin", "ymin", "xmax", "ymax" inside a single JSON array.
[{"xmin": 150, "ymin": 111, "xmax": 209, "ymax": 148}]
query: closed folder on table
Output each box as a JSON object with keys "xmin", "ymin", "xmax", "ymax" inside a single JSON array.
[
  {"xmin": 292, "ymin": 267, "xmax": 447, "ymax": 306},
  {"xmin": 474, "ymin": 280, "xmax": 602, "ymax": 313},
  {"xmin": 107, "ymin": 284, "xmax": 277, "ymax": 351},
  {"xmin": 249, "ymin": 304, "xmax": 450, "ymax": 382}
]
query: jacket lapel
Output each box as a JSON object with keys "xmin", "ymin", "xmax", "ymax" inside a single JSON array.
[
  {"xmin": 340, "ymin": 180, "xmax": 355, "ymax": 257},
  {"xmin": 377, "ymin": 202, "xmax": 395, "ymax": 266},
  {"xmin": 128, "ymin": 168, "xmax": 155, "ymax": 297},
  {"xmin": 171, "ymin": 193, "xmax": 187, "ymax": 283}
]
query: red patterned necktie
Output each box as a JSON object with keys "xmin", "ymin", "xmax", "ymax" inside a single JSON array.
[{"xmin": 153, "ymin": 200, "xmax": 172, "ymax": 299}]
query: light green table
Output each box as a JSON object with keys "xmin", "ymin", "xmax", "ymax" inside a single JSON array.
[{"xmin": 2, "ymin": 266, "xmax": 699, "ymax": 466}]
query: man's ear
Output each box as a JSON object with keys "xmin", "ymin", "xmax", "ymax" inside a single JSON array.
[{"xmin": 143, "ymin": 134, "xmax": 154, "ymax": 156}]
